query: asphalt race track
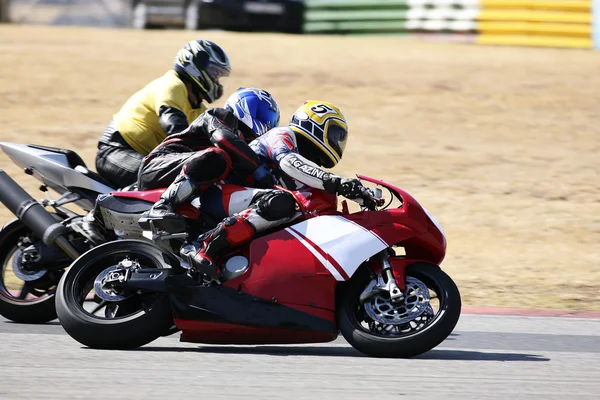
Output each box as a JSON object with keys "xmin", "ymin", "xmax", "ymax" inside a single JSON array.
[{"xmin": 1, "ymin": 314, "xmax": 599, "ymax": 399}]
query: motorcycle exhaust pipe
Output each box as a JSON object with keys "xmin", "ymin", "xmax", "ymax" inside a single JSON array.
[{"xmin": 0, "ymin": 169, "xmax": 80, "ymax": 259}]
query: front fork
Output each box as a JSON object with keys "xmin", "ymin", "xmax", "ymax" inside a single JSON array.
[{"xmin": 361, "ymin": 249, "xmax": 407, "ymax": 303}]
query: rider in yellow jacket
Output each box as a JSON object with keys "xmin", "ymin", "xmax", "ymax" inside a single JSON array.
[{"xmin": 95, "ymin": 40, "xmax": 231, "ymax": 189}]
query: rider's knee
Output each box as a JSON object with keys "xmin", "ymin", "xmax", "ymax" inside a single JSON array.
[
  {"xmin": 254, "ymin": 190, "xmax": 296, "ymax": 221},
  {"xmin": 184, "ymin": 147, "xmax": 232, "ymax": 183}
]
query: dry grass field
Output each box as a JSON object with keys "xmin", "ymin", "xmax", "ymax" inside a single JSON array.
[{"xmin": 0, "ymin": 24, "xmax": 598, "ymax": 310}]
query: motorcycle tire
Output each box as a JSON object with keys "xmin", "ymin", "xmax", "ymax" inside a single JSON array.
[
  {"xmin": 56, "ymin": 240, "xmax": 175, "ymax": 349},
  {"xmin": 0, "ymin": 219, "xmax": 63, "ymax": 324},
  {"xmin": 337, "ymin": 262, "xmax": 461, "ymax": 358}
]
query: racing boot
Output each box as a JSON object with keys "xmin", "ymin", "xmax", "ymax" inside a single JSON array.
[
  {"xmin": 190, "ymin": 216, "xmax": 255, "ymax": 281},
  {"xmin": 138, "ymin": 173, "xmax": 197, "ymax": 233}
]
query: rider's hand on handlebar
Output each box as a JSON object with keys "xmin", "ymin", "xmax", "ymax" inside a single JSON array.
[
  {"xmin": 337, "ymin": 178, "xmax": 364, "ymax": 199},
  {"xmin": 338, "ymin": 179, "xmax": 384, "ymax": 210},
  {"xmin": 355, "ymin": 186, "xmax": 384, "ymax": 210}
]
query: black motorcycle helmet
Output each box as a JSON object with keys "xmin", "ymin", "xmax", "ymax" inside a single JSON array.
[{"xmin": 173, "ymin": 40, "xmax": 231, "ymax": 104}]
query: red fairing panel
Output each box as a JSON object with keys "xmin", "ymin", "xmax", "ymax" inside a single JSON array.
[
  {"xmin": 112, "ymin": 189, "xmax": 164, "ymax": 202},
  {"xmin": 354, "ymin": 174, "xmax": 446, "ymax": 263},
  {"xmin": 345, "ymin": 209, "xmax": 445, "ymax": 265},
  {"xmin": 222, "ymin": 229, "xmax": 338, "ymax": 315},
  {"xmin": 112, "ymin": 188, "xmax": 201, "ymax": 220},
  {"xmin": 345, "ymin": 209, "xmax": 425, "ymax": 245},
  {"xmin": 294, "ymin": 189, "xmax": 338, "ymax": 214}
]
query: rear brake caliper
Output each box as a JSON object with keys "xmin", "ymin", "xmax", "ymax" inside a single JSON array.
[
  {"xmin": 13, "ymin": 237, "xmax": 48, "ymax": 281},
  {"xmin": 93, "ymin": 258, "xmax": 138, "ymax": 301}
]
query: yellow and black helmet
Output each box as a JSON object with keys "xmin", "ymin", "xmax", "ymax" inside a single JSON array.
[
  {"xmin": 289, "ymin": 101, "xmax": 348, "ymax": 168},
  {"xmin": 173, "ymin": 40, "xmax": 231, "ymax": 104}
]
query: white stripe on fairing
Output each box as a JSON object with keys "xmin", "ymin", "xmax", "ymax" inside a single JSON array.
[
  {"xmin": 331, "ymin": 215, "xmax": 389, "ymax": 248},
  {"xmin": 288, "ymin": 215, "xmax": 388, "ymax": 279},
  {"xmin": 284, "ymin": 227, "xmax": 344, "ymax": 281}
]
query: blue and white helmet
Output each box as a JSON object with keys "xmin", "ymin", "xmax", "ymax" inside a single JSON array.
[{"xmin": 225, "ymin": 88, "xmax": 280, "ymax": 138}]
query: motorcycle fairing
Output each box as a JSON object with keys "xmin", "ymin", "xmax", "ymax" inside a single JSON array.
[
  {"xmin": 112, "ymin": 189, "xmax": 164, "ymax": 203},
  {"xmin": 96, "ymin": 194, "xmax": 154, "ymax": 213},
  {"xmin": 354, "ymin": 175, "xmax": 447, "ymax": 264},
  {"xmin": 218, "ymin": 213, "xmax": 421, "ymax": 313},
  {"xmin": 0, "ymin": 142, "xmax": 115, "ymax": 195},
  {"xmin": 284, "ymin": 214, "xmax": 388, "ymax": 280},
  {"xmin": 112, "ymin": 190, "xmax": 202, "ymax": 221},
  {"xmin": 176, "ymin": 321, "xmax": 337, "ymax": 345},
  {"xmin": 167, "ymin": 274, "xmax": 338, "ymax": 344},
  {"xmin": 345, "ymin": 209, "xmax": 446, "ymax": 265},
  {"xmin": 222, "ymin": 228, "xmax": 339, "ymax": 312}
]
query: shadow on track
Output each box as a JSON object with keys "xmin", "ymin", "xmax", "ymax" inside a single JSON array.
[
  {"xmin": 127, "ymin": 345, "xmax": 549, "ymax": 361},
  {"xmin": 415, "ymin": 350, "xmax": 550, "ymax": 362},
  {"xmin": 4, "ymin": 320, "xmax": 61, "ymax": 326},
  {"xmin": 129, "ymin": 345, "xmax": 367, "ymax": 358}
]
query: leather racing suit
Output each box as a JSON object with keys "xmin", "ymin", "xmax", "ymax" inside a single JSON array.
[
  {"xmin": 188, "ymin": 126, "xmax": 369, "ymax": 280},
  {"xmin": 137, "ymin": 108, "xmax": 263, "ymax": 234}
]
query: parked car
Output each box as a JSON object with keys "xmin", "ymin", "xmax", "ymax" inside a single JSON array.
[{"xmin": 128, "ymin": 0, "xmax": 305, "ymax": 33}]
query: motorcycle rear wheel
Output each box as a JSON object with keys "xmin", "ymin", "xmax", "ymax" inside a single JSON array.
[
  {"xmin": 0, "ymin": 219, "xmax": 65, "ymax": 323},
  {"xmin": 55, "ymin": 240, "xmax": 175, "ymax": 349},
  {"xmin": 337, "ymin": 262, "xmax": 461, "ymax": 358}
]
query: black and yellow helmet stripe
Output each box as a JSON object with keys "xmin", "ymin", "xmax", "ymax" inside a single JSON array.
[
  {"xmin": 289, "ymin": 100, "xmax": 348, "ymax": 168},
  {"xmin": 290, "ymin": 125, "xmax": 340, "ymax": 166}
]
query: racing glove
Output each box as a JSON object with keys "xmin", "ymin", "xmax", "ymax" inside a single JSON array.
[
  {"xmin": 336, "ymin": 178, "xmax": 365, "ymax": 199},
  {"xmin": 323, "ymin": 176, "xmax": 379, "ymax": 209},
  {"xmin": 353, "ymin": 195, "xmax": 377, "ymax": 210}
]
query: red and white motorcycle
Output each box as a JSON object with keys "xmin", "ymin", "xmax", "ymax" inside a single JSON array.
[{"xmin": 55, "ymin": 175, "xmax": 461, "ymax": 358}]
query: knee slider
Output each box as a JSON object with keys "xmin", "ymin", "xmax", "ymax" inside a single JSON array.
[
  {"xmin": 255, "ymin": 191, "xmax": 296, "ymax": 221},
  {"xmin": 185, "ymin": 148, "xmax": 232, "ymax": 184}
]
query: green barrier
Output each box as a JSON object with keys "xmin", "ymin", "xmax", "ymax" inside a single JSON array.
[
  {"xmin": 305, "ymin": 10, "xmax": 409, "ymax": 22},
  {"xmin": 304, "ymin": 20, "xmax": 410, "ymax": 33},
  {"xmin": 305, "ymin": 0, "xmax": 409, "ymax": 9},
  {"xmin": 304, "ymin": 0, "xmax": 411, "ymax": 33},
  {"xmin": 302, "ymin": 0, "xmax": 477, "ymax": 34}
]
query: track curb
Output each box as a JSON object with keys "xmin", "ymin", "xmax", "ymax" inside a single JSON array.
[{"xmin": 462, "ymin": 306, "xmax": 600, "ymax": 319}]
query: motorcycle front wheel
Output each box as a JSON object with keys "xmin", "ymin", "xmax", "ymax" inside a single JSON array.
[
  {"xmin": 55, "ymin": 240, "xmax": 175, "ymax": 349},
  {"xmin": 337, "ymin": 262, "xmax": 461, "ymax": 358}
]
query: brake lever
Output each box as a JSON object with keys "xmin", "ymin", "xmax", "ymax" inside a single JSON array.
[{"xmin": 359, "ymin": 187, "xmax": 385, "ymax": 210}]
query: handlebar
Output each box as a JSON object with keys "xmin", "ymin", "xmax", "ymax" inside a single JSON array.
[
  {"xmin": 275, "ymin": 184, "xmax": 385, "ymax": 216},
  {"xmin": 357, "ymin": 186, "xmax": 386, "ymax": 211}
]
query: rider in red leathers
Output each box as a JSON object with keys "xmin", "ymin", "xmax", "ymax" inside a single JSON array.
[
  {"xmin": 184, "ymin": 101, "xmax": 373, "ymax": 281},
  {"xmin": 137, "ymin": 88, "xmax": 281, "ymax": 233}
]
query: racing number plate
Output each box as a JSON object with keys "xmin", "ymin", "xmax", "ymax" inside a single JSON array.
[{"xmin": 244, "ymin": 2, "xmax": 285, "ymax": 14}]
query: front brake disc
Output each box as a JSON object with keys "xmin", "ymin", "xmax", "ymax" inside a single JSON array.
[{"xmin": 364, "ymin": 276, "xmax": 431, "ymax": 325}]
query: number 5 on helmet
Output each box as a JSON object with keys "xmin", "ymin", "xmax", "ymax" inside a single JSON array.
[{"xmin": 289, "ymin": 101, "xmax": 348, "ymax": 169}]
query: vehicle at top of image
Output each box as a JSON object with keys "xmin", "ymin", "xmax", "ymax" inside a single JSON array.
[
  {"xmin": 0, "ymin": 142, "xmax": 162, "ymax": 324},
  {"xmin": 127, "ymin": 0, "xmax": 305, "ymax": 33},
  {"xmin": 54, "ymin": 174, "xmax": 461, "ymax": 358}
]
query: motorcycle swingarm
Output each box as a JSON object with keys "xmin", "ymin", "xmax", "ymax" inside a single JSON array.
[{"xmin": 116, "ymin": 268, "xmax": 172, "ymax": 293}]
